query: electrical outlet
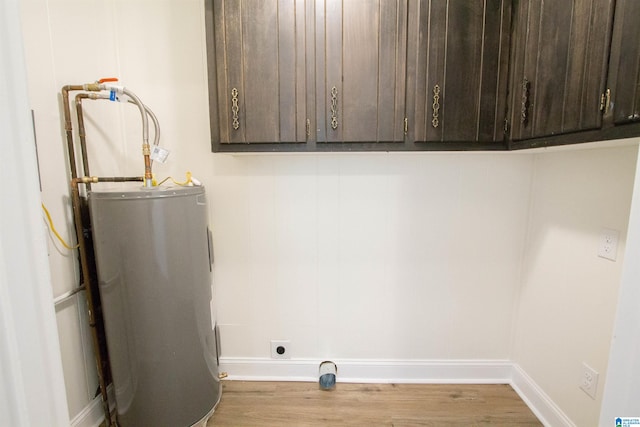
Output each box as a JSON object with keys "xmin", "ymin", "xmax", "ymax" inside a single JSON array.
[
  {"xmin": 598, "ymin": 228, "xmax": 619, "ymax": 261},
  {"xmin": 270, "ymin": 340, "xmax": 291, "ymax": 359},
  {"xmin": 579, "ymin": 363, "xmax": 599, "ymax": 399}
]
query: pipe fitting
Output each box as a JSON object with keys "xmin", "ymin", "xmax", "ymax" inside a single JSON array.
[{"xmin": 83, "ymin": 83, "xmax": 102, "ymax": 92}]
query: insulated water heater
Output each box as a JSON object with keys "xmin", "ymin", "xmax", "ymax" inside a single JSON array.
[{"xmin": 89, "ymin": 185, "xmax": 221, "ymax": 427}]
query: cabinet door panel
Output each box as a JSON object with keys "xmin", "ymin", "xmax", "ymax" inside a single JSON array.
[
  {"xmin": 509, "ymin": 0, "xmax": 614, "ymax": 140},
  {"xmin": 342, "ymin": 2, "xmax": 380, "ymax": 142},
  {"xmin": 608, "ymin": 0, "xmax": 640, "ymax": 124},
  {"xmin": 407, "ymin": 0, "xmax": 511, "ymax": 143},
  {"xmin": 443, "ymin": 2, "xmax": 486, "ymax": 141},
  {"xmin": 212, "ymin": 0, "xmax": 305, "ymax": 144},
  {"xmin": 478, "ymin": 0, "xmax": 511, "ymax": 141},
  {"xmin": 241, "ymin": 2, "xmax": 280, "ymax": 142},
  {"xmin": 321, "ymin": 0, "xmax": 407, "ymax": 143},
  {"xmin": 379, "ymin": 1, "xmax": 408, "ymax": 142}
]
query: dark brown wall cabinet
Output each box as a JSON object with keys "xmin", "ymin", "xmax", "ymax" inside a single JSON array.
[
  {"xmin": 206, "ymin": 0, "xmax": 409, "ymax": 148},
  {"xmin": 206, "ymin": 0, "xmax": 509, "ymax": 151},
  {"xmin": 406, "ymin": 0, "xmax": 512, "ymax": 143},
  {"xmin": 206, "ymin": 0, "xmax": 640, "ymax": 152},
  {"xmin": 508, "ymin": 0, "xmax": 615, "ymax": 141}
]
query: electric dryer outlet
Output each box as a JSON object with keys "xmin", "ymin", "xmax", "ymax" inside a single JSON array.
[{"xmin": 270, "ymin": 340, "xmax": 291, "ymax": 359}]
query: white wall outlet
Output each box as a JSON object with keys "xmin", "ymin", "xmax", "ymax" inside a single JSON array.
[
  {"xmin": 598, "ymin": 228, "xmax": 619, "ymax": 261},
  {"xmin": 270, "ymin": 340, "xmax": 291, "ymax": 359},
  {"xmin": 579, "ymin": 362, "xmax": 599, "ymax": 399}
]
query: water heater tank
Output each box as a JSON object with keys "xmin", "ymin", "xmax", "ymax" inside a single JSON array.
[{"xmin": 89, "ymin": 185, "xmax": 221, "ymax": 427}]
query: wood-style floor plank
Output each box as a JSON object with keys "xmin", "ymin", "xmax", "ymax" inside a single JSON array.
[{"xmin": 208, "ymin": 381, "xmax": 542, "ymax": 426}]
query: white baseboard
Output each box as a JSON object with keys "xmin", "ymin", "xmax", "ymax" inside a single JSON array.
[
  {"xmin": 510, "ymin": 364, "xmax": 575, "ymax": 427},
  {"xmin": 218, "ymin": 357, "xmax": 512, "ymax": 384},
  {"xmin": 70, "ymin": 386, "xmax": 115, "ymax": 427}
]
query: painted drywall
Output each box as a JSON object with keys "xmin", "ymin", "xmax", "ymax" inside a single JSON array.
[
  {"xmin": 210, "ymin": 153, "xmax": 533, "ymax": 361},
  {"xmin": 600, "ymin": 147, "xmax": 640, "ymax": 424},
  {"xmin": 513, "ymin": 144, "xmax": 638, "ymax": 426}
]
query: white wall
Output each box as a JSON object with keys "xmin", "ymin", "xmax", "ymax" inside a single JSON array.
[
  {"xmin": 513, "ymin": 144, "xmax": 638, "ymax": 426},
  {"xmin": 600, "ymin": 146, "xmax": 640, "ymax": 424},
  {"xmin": 17, "ymin": 0, "xmax": 640, "ymax": 425},
  {"xmin": 211, "ymin": 153, "xmax": 533, "ymax": 361}
]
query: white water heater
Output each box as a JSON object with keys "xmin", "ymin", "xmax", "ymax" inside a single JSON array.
[{"xmin": 89, "ymin": 185, "xmax": 221, "ymax": 427}]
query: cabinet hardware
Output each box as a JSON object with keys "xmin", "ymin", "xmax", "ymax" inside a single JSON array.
[
  {"xmin": 600, "ymin": 88, "xmax": 611, "ymax": 114},
  {"xmin": 520, "ymin": 78, "xmax": 529, "ymax": 125},
  {"xmin": 306, "ymin": 119, "xmax": 311, "ymax": 137},
  {"xmin": 432, "ymin": 85, "xmax": 441, "ymax": 128},
  {"xmin": 404, "ymin": 118, "xmax": 408, "ymax": 134},
  {"xmin": 231, "ymin": 87, "xmax": 240, "ymax": 130},
  {"xmin": 330, "ymin": 86, "xmax": 339, "ymax": 130}
]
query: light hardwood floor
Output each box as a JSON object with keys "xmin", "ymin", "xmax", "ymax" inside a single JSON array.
[{"xmin": 207, "ymin": 381, "xmax": 542, "ymax": 426}]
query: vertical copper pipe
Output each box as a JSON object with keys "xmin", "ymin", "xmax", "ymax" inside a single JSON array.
[
  {"xmin": 61, "ymin": 85, "xmax": 84, "ymax": 179},
  {"xmin": 70, "ymin": 177, "xmax": 112, "ymax": 427},
  {"xmin": 75, "ymin": 94, "xmax": 91, "ymax": 184}
]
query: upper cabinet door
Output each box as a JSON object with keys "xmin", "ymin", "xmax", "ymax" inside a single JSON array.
[
  {"xmin": 406, "ymin": 0, "xmax": 512, "ymax": 143},
  {"xmin": 209, "ymin": 0, "xmax": 308, "ymax": 144},
  {"xmin": 317, "ymin": 0, "xmax": 408, "ymax": 143},
  {"xmin": 606, "ymin": 0, "xmax": 640, "ymax": 125},
  {"xmin": 508, "ymin": 0, "xmax": 615, "ymax": 141}
]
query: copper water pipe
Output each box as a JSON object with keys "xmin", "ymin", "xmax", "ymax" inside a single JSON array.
[
  {"xmin": 75, "ymin": 94, "xmax": 93, "ymax": 182},
  {"xmin": 63, "ymin": 84, "xmax": 113, "ymax": 426},
  {"xmin": 75, "ymin": 91, "xmax": 160, "ymax": 188},
  {"xmin": 61, "ymin": 85, "xmax": 84, "ymax": 179},
  {"xmin": 70, "ymin": 176, "xmax": 143, "ymax": 427},
  {"xmin": 62, "ymin": 84, "xmax": 102, "ymax": 179}
]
